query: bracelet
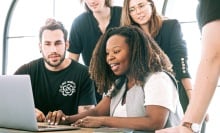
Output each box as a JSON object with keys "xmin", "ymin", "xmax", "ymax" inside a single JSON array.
[{"xmin": 182, "ymin": 122, "xmax": 201, "ymax": 133}]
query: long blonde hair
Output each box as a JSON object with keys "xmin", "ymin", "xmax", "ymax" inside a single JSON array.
[{"xmin": 121, "ymin": 0, "xmax": 163, "ymax": 37}]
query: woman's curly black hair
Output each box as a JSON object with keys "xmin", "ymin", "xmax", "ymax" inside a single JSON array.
[{"xmin": 89, "ymin": 25, "xmax": 173, "ymax": 94}]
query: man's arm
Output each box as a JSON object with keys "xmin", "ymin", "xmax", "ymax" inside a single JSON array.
[{"xmin": 68, "ymin": 52, "xmax": 80, "ymax": 62}]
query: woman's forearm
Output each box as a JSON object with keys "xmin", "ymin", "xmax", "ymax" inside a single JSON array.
[
  {"xmin": 183, "ymin": 20, "xmax": 220, "ymax": 124},
  {"xmin": 181, "ymin": 78, "xmax": 193, "ymax": 99}
]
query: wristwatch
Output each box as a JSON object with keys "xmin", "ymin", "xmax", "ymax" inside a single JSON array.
[{"xmin": 182, "ymin": 122, "xmax": 201, "ymax": 133}]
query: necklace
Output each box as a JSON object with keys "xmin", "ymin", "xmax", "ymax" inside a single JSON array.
[
  {"xmin": 121, "ymin": 78, "xmax": 136, "ymax": 105},
  {"xmin": 121, "ymin": 80, "xmax": 129, "ymax": 105}
]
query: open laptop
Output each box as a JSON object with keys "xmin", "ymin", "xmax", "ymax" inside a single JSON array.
[{"xmin": 0, "ymin": 75, "xmax": 80, "ymax": 131}]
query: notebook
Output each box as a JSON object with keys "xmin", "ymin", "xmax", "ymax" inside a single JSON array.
[{"xmin": 0, "ymin": 75, "xmax": 80, "ymax": 131}]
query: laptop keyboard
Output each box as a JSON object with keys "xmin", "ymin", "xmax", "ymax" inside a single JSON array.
[{"xmin": 38, "ymin": 125, "xmax": 57, "ymax": 129}]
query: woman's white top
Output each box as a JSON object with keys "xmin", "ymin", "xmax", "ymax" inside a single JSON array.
[{"xmin": 107, "ymin": 72, "xmax": 183, "ymax": 128}]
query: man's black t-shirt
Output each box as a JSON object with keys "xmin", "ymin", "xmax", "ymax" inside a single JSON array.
[{"xmin": 15, "ymin": 58, "xmax": 96, "ymax": 115}]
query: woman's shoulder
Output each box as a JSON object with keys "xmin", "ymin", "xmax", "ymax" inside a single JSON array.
[
  {"xmin": 146, "ymin": 72, "xmax": 173, "ymax": 82},
  {"xmin": 162, "ymin": 19, "xmax": 180, "ymax": 27},
  {"xmin": 74, "ymin": 11, "xmax": 91, "ymax": 22},
  {"xmin": 157, "ymin": 19, "xmax": 181, "ymax": 37},
  {"xmin": 149, "ymin": 71, "xmax": 167, "ymax": 77},
  {"xmin": 147, "ymin": 71, "xmax": 177, "ymax": 88},
  {"xmin": 71, "ymin": 11, "xmax": 94, "ymax": 30},
  {"xmin": 162, "ymin": 18, "xmax": 178, "ymax": 23}
]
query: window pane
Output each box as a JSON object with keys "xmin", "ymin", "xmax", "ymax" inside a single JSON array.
[
  {"xmin": 181, "ymin": 22, "xmax": 201, "ymax": 81},
  {"xmin": 165, "ymin": 0, "xmax": 198, "ymax": 22},
  {"xmin": 7, "ymin": 37, "xmax": 41, "ymax": 74},
  {"xmin": 9, "ymin": 0, "xmax": 53, "ymax": 37},
  {"xmin": 54, "ymin": 0, "xmax": 84, "ymax": 33}
]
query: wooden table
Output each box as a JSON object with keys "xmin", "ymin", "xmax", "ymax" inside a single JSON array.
[
  {"xmin": 0, "ymin": 127, "xmax": 153, "ymax": 133},
  {"xmin": 0, "ymin": 127, "xmax": 94, "ymax": 133},
  {"xmin": 0, "ymin": 123, "xmax": 151, "ymax": 133}
]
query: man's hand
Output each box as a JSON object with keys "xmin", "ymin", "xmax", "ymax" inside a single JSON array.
[
  {"xmin": 46, "ymin": 110, "xmax": 70, "ymax": 125},
  {"xmin": 35, "ymin": 108, "xmax": 46, "ymax": 122}
]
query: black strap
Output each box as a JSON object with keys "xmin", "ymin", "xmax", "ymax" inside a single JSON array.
[{"xmin": 163, "ymin": 70, "xmax": 178, "ymax": 90}]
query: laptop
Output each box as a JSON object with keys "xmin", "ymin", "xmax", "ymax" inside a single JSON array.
[{"xmin": 0, "ymin": 75, "xmax": 80, "ymax": 131}]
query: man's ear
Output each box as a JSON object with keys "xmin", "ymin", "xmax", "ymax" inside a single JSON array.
[
  {"xmin": 65, "ymin": 41, "xmax": 70, "ymax": 50},
  {"xmin": 39, "ymin": 43, "xmax": 42, "ymax": 53}
]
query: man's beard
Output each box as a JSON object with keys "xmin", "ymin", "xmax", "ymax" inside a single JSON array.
[{"xmin": 43, "ymin": 53, "xmax": 66, "ymax": 67}]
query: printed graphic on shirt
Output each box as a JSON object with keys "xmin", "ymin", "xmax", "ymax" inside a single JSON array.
[{"xmin": 59, "ymin": 81, "xmax": 76, "ymax": 96}]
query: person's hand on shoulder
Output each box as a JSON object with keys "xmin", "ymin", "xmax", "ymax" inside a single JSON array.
[
  {"xmin": 35, "ymin": 108, "xmax": 46, "ymax": 122},
  {"xmin": 155, "ymin": 125, "xmax": 192, "ymax": 133},
  {"xmin": 46, "ymin": 110, "xmax": 70, "ymax": 125}
]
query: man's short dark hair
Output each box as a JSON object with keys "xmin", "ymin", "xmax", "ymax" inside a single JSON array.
[{"xmin": 39, "ymin": 18, "xmax": 68, "ymax": 42}]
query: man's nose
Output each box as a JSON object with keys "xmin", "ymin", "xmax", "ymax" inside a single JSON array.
[{"xmin": 50, "ymin": 45, "xmax": 57, "ymax": 52}]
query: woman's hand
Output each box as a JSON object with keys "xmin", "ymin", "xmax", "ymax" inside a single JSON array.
[{"xmin": 74, "ymin": 116, "xmax": 104, "ymax": 128}]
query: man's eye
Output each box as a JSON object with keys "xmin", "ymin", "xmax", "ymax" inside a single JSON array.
[
  {"xmin": 44, "ymin": 43, "xmax": 50, "ymax": 45},
  {"xmin": 56, "ymin": 42, "xmax": 63, "ymax": 45}
]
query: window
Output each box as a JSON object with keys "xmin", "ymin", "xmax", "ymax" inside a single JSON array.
[{"xmin": 5, "ymin": 0, "xmax": 84, "ymax": 74}]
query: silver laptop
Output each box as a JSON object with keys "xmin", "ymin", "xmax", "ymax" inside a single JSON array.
[{"xmin": 0, "ymin": 75, "xmax": 80, "ymax": 131}]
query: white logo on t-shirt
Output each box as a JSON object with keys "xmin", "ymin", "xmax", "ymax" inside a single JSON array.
[{"xmin": 59, "ymin": 81, "xmax": 76, "ymax": 96}]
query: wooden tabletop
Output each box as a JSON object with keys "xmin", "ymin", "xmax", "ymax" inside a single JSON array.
[{"xmin": 0, "ymin": 127, "xmax": 94, "ymax": 133}]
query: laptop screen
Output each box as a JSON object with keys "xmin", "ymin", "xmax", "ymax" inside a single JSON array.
[{"xmin": 0, "ymin": 75, "xmax": 38, "ymax": 131}]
